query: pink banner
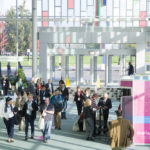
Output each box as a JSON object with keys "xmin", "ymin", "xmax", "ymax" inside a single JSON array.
[
  {"xmin": 68, "ymin": 0, "xmax": 74, "ymax": 9},
  {"xmin": 133, "ymin": 81, "xmax": 150, "ymax": 144},
  {"xmin": 120, "ymin": 81, "xmax": 132, "ymax": 87}
]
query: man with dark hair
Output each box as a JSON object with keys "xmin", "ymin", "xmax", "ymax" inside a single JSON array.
[
  {"xmin": 1, "ymin": 75, "xmax": 9, "ymax": 96},
  {"xmin": 128, "ymin": 62, "xmax": 134, "ymax": 76},
  {"xmin": 109, "ymin": 110, "xmax": 134, "ymax": 150}
]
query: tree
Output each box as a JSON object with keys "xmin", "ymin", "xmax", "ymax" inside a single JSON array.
[{"xmin": 5, "ymin": 0, "xmax": 32, "ymax": 54}]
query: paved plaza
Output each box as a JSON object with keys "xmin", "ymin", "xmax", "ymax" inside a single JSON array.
[{"xmin": 0, "ymin": 99, "xmax": 150, "ymax": 150}]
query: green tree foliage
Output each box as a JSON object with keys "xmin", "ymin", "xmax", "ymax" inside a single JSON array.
[
  {"xmin": 5, "ymin": 0, "xmax": 32, "ymax": 54},
  {"xmin": 17, "ymin": 68, "xmax": 27, "ymax": 87}
]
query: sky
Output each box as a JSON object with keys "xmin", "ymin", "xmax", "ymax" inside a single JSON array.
[{"xmin": 0, "ymin": 0, "xmax": 32, "ymax": 15}]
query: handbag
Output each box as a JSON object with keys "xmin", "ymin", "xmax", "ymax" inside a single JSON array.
[
  {"xmin": 83, "ymin": 119, "xmax": 86, "ymax": 131},
  {"xmin": 72, "ymin": 120, "xmax": 79, "ymax": 132},
  {"xmin": 38, "ymin": 117, "xmax": 45, "ymax": 130},
  {"xmin": 20, "ymin": 118, "xmax": 25, "ymax": 131}
]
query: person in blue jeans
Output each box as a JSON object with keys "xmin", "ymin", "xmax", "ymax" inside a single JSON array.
[
  {"xmin": 22, "ymin": 93, "xmax": 38, "ymax": 141},
  {"xmin": 3, "ymin": 97, "xmax": 15, "ymax": 143},
  {"xmin": 39, "ymin": 97, "xmax": 54, "ymax": 143}
]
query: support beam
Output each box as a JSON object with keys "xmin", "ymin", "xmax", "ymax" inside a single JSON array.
[
  {"xmin": 105, "ymin": 55, "xmax": 108, "ymax": 87},
  {"xmin": 65, "ymin": 56, "xmax": 69, "ymax": 79},
  {"xmin": 136, "ymin": 43, "xmax": 145, "ymax": 74},
  {"xmin": 79, "ymin": 55, "xmax": 83, "ymax": 83},
  {"xmin": 94, "ymin": 56, "xmax": 97, "ymax": 83},
  {"xmin": 90, "ymin": 56, "xmax": 94, "ymax": 85},
  {"xmin": 32, "ymin": 0, "xmax": 37, "ymax": 77},
  {"xmin": 76, "ymin": 55, "xmax": 80, "ymax": 86},
  {"xmin": 108, "ymin": 55, "xmax": 112, "ymax": 83},
  {"xmin": 122, "ymin": 55, "xmax": 126, "ymax": 75}
]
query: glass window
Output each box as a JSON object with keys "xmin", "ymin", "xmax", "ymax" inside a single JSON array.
[
  {"xmin": 55, "ymin": 0, "xmax": 61, "ymax": 7},
  {"xmin": 62, "ymin": 0, "xmax": 67, "ymax": 16},
  {"xmin": 68, "ymin": 9, "xmax": 74, "ymax": 17},
  {"xmin": 140, "ymin": 0, "xmax": 146, "ymax": 11},
  {"xmin": 55, "ymin": 7, "xmax": 61, "ymax": 17},
  {"xmin": 49, "ymin": 0, "xmax": 54, "ymax": 16},
  {"xmin": 42, "ymin": 0, "xmax": 48, "ymax": 11},
  {"xmin": 114, "ymin": 8, "xmax": 119, "ymax": 17},
  {"xmin": 107, "ymin": 0, "xmax": 112, "ymax": 16},
  {"xmin": 127, "ymin": 0, "xmax": 132, "ymax": 10},
  {"xmin": 114, "ymin": 0, "xmax": 119, "ymax": 7},
  {"xmin": 81, "ymin": 0, "xmax": 87, "ymax": 11},
  {"xmin": 100, "ymin": 7, "xmax": 106, "ymax": 17},
  {"xmin": 120, "ymin": 0, "xmax": 126, "ymax": 17},
  {"xmin": 75, "ymin": 0, "xmax": 80, "ymax": 16},
  {"xmin": 127, "ymin": 10, "xmax": 132, "ymax": 17},
  {"xmin": 88, "ymin": 6, "xmax": 94, "ymax": 17}
]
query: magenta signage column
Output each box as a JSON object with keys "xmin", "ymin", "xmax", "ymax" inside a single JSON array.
[{"xmin": 133, "ymin": 81, "xmax": 150, "ymax": 144}]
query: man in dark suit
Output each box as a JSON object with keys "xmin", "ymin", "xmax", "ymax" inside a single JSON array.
[
  {"xmin": 46, "ymin": 79, "xmax": 54, "ymax": 94},
  {"xmin": 1, "ymin": 75, "xmax": 9, "ymax": 95},
  {"xmin": 98, "ymin": 93, "xmax": 112, "ymax": 134},
  {"xmin": 22, "ymin": 93, "xmax": 38, "ymax": 141},
  {"xmin": 40, "ymin": 85, "xmax": 50, "ymax": 105},
  {"xmin": 128, "ymin": 62, "xmax": 134, "ymax": 76},
  {"xmin": 58, "ymin": 80, "xmax": 69, "ymax": 119}
]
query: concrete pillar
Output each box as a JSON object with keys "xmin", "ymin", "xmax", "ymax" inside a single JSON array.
[
  {"xmin": 65, "ymin": 56, "xmax": 69, "ymax": 79},
  {"xmin": 108, "ymin": 55, "xmax": 112, "ymax": 83},
  {"xmin": 105, "ymin": 54, "xmax": 108, "ymax": 87},
  {"xmin": 94, "ymin": 56, "xmax": 97, "ymax": 83},
  {"xmin": 61, "ymin": 55, "xmax": 65, "ymax": 80},
  {"xmin": 136, "ymin": 43, "xmax": 145, "ymax": 74},
  {"xmin": 90, "ymin": 55, "xmax": 94, "ymax": 85},
  {"xmin": 79, "ymin": 55, "xmax": 83, "ymax": 83},
  {"xmin": 122, "ymin": 55, "xmax": 126, "ymax": 75},
  {"xmin": 39, "ymin": 44, "xmax": 50, "ymax": 82},
  {"xmin": 50, "ymin": 56, "xmax": 55, "ymax": 81},
  {"xmin": 76, "ymin": 55, "xmax": 80, "ymax": 85},
  {"xmin": 120, "ymin": 55, "xmax": 123, "ymax": 77}
]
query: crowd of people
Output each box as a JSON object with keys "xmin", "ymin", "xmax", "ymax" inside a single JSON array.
[{"xmin": 0, "ymin": 76, "xmax": 134, "ymax": 149}]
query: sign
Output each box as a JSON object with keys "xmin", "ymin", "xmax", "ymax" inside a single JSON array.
[{"xmin": 133, "ymin": 81, "xmax": 150, "ymax": 144}]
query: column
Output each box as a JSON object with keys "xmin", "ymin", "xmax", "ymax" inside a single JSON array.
[
  {"xmin": 76, "ymin": 55, "xmax": 80, "ymax": 85},
  {"xmin": 90, "ymin": 55, "xmax": 94, "ymax": 85},
  {"xmin": 108, "ymin": 55, "xmax": 112, "ymax": 83},
  {"xmin": 105, "ymin": 54, "xmax": 108, "ymax": 87},
  {"xmin": 61, "ymin": 55, "xmax": 65, "ymax": 80},
  {"xmin": 122, "ymin": 55, "xmax": 126, "ymax": 76},
  {"xmin": 50, "ymin": 56, "xmax": 55, "ymax": 81},
  {"xmin": 94, "ymin": 56, "xmax": 97, "ymax": 83},
  {"xmin": 120, "ymin": 55, "xmax": 123, "ymax": 77},
  {"xmin": 136, "ymin": 43, "xmax": 145, "ymax": 74},
  {"xmin": 79, "ymin": 55, "xmax": 83, "ymax": 83},
  {"xmin": 65, "ymin": 56, "xmax": 69, "ymax": 79}
]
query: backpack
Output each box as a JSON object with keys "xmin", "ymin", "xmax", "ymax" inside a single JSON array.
[{"xmin": 54, "ymin": 95, "xmax": 64, "ymax": 111}]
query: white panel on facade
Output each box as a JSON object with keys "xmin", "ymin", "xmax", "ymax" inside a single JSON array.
[
  {"xmin": 100, "ymin": 6, "xmax": 106, "ymax": 17},
  {"xmin": 88, "ymin": 0, "xmax": 93, "ymax": 5},
  {"xmin": 81, "ymin": 0, "xmax": 87, "ymax": 11},
  {"xmin": 49, "ymin": 0, "xmax": 54, "ymax": 16},
  {"xmin": 127, "ymin": 21, "xmax": 132, "ymax": 27},
  {"xmin": 113, "ymin": 21, "xmax": 119, "ymax": 27},
  {"xmin": 133, "ymin": 0, "xmax": 139, "ymax": 10},
  {"xmin": 88, "ymin": 6, "xmax": 94, "ymax": 17},
  {"xmin": 62, "ymin": 0, "xmax": 67, "ymax": 16},
  {"xmin": 55, "ymin": 7, "xmax": 61, "ymax": 16},
  {"xmin": 120, "ymin": 0, "xmax": 126, "ymax": 17},
  {"xmin": 120, "ymin": 21, "xmax": 126, "ymax": 27},
  {"xmin": 55, "ymin": 0, "xmax": 61, "ymax": 6},
  {"xmin": 49, "ymin": 22, "xmax": 55, "ymax": 26},
  {"xmin": 81, "ymin": 11, "xmax": 87, "ymax": 17},
  {"xmin": 140, "ymin": 0, "xmax": 146, "ymax": 11},
  {"xmin": 75, "ymin": 22, "xmax": 81, "ymax": 27},
  {"xmin": 107, "ymin": 0, "xmax": 112, "ymax": 16},
  {"xmin": 37, "ymin": 0, "xmax": 41, "ymax": 16},
  {"xmin": 114, "ymin": 0, "xmax": 119, "ymax": 7},
  {"xmin": 68, "ymin": 9, "xmax": 74, "ymax": 16},
  {"xmin": 133, "ymin": 21, "xmax": 139, "ymax": 27},
  {"xmin": 133, "ymin": 10, "xmax": 139, "ymax": 17},
  {"xmin": 75, "ymin": 0, "xmax": 80, "ymax": 16},
  {"xmin": 127, "ymin": 0, "xmax": 132, "ymax": 10},
  {"xmin": 100, "ymin": 21, "xmax": 106, "ymax": 27},
  {"xmin": 127, "ymin": 10, "xmax": 132, "ymax": 17},
  {"xmin": 114, "ymin": 8, "xmax": 119, "ymax": 17},
  {"xmin": 43, "ymin": 0, "xmax": 48, "ymax": 11}
]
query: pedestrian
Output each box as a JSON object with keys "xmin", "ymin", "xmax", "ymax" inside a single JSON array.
[
  {"xmin": 16, "ymin": 78, "xmax": 24, "ymax": 94},
  {"xmin": 27, "ymin": 78, "xmax": 36, "ymax": 101},
  {"xmin": 98, "ymin": 93, "xmax": 112, "ymax": 134},
  {"xmin": 3, "ymin": 97, "xmax": 15, "ymax": 142},
  {"xmin": 83, "ymin": 99, "xmax": 94, "ymax": 141},
  {"xmin": 39, "ymin": 97, "xmax": 54, "ymax": 143},
  {"xmin": 74, "ymin": 86, "xmax": 84, "ymax": 116},
  {"xmin": 40, "ymin": 85, "xmax": 50, "ymax": 105},
  {"xmin": 14, "ymin": 92, "xmax": 26, "ymax": 130},
  {"xmin": 127, "ymin": 62, "xmax": 134, "ymax": 76},
  {"xmin": 22, "ymin": 93, "xmax": 38, "ymax": 141},
  {"xmin": 51, "ymin": 89, "xmax": 64, "ymax": 130},
  {"xmin": 109, "ymin": 110, "xmax": 134, "ymax": 150},
  {"xmin": 58, "ymin": 80, "xmax": 69, "ymax": 119},
  {"xmin": 83, "ymin": 88, "xmax": 90, "ymax": 101},
  {"xmin": 46, "ymin": 79, "xmax": 54, "ymax": 95},
  {"xmin": 1, "ymin": 75, "xmax": 9, "ymax": 96}
]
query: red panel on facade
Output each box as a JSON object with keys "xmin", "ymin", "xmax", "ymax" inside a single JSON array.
[
  {"xmin": 42, "ymin": 11, "xmax": 49, "ymax": 27},
  {"xmin": 140, "ymin": 11, "xmax": 146, "ymax": 18},
  {"xmin": 68, "ymin": 0, "xmax": 74, "ymax": 9},
  {"xmin": 140, "ymin": 21, "xmax": 146, "ymax": 27}
]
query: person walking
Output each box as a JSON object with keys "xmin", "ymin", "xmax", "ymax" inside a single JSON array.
[
  {"xmin": 74, "ymin": 86, "xmax": 84, "ymax": 116},
  {"xmin": 58, "ymin": 80, "xmax": 69, "ymax": 119},
  {"xmin": 3, "ymin": 97, "xmax": 15, "ymax": 142},
  {"xmin": 127, "ymin": 62, "xmax": 134, "ymax": 76},
  {"xmin": 15, "ymin": 92, "xmax": 26, "ymax": 130},
  {"xmin": 22, "ymin": 94, "xmax": 38, "ymax": 141},
  {"xmin": 109, "ymin": 110, "xmax": 134, "ymax": 150},
  {"xmin": 98, "ymin": 93, "xmax": 112, "ymax": 134},
  {"xmin": 51, "ymin": 89, "xmax": 64, "ymax": 130},
  {"xmin": 16, "ymin": 78, "xmax": 24, "ymax": 94},
  {"xmin": 46, "ymin": 79, "xmax": 54, "ymax": 95},
  {"xmin": 1, "ymin": 75, "xmax": 9, "ymax": 96},
  {"xmin": 39, "ymin": 97, "xmax": 54, "ymax": 143},
  {"xmin": 83, "ymin": 99, "xmax": 95, "ymax": 141},
  {"xmin": 27, "ymin": 78, "xmax": 36, "ymax": 101}
]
